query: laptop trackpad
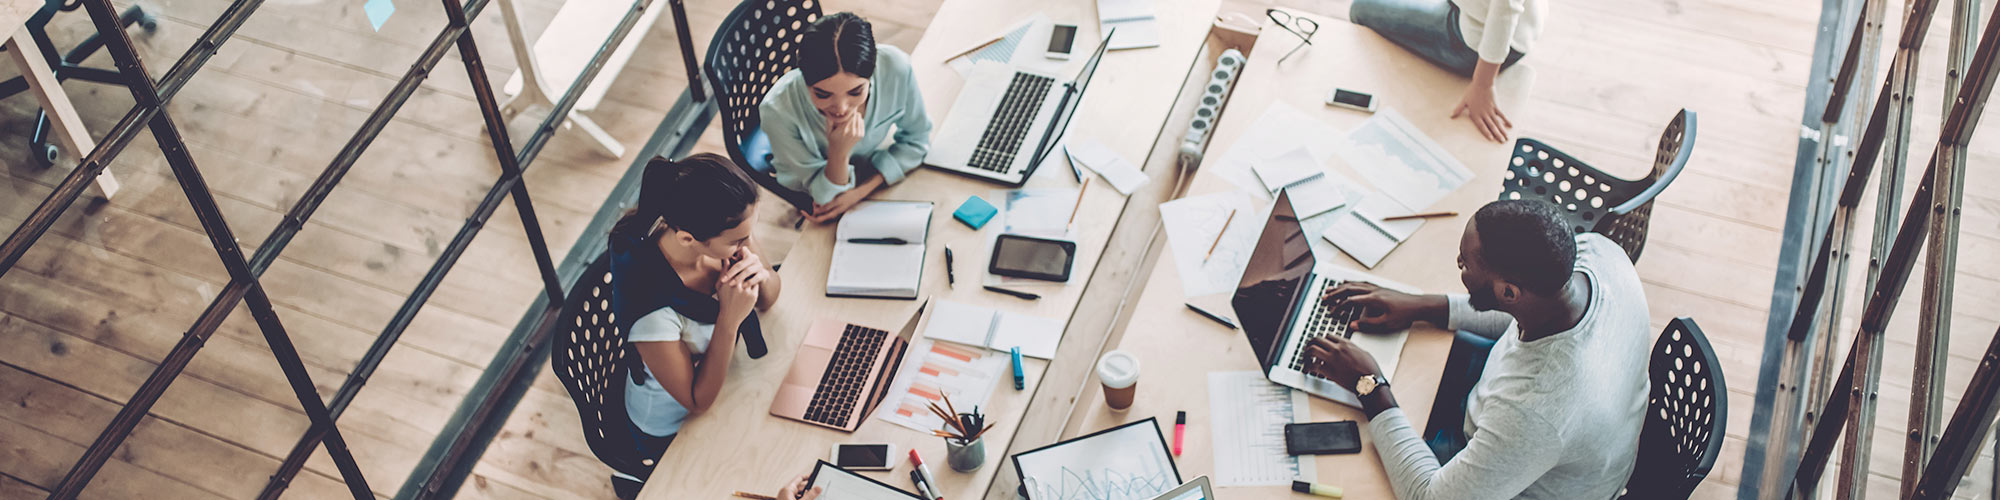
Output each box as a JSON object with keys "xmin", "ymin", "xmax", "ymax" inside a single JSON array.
[{"xmin": 786, "ymin": 348, "xmax": 834, "ymax": 387}]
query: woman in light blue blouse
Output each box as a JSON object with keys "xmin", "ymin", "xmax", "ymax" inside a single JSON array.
[{"xmin": 760, "ymin": 12, "xmax": 932, "ymax": 223}]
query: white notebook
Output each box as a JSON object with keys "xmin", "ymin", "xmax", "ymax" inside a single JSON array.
[
  {"xmin": 922, "ymin": 299, "xmax": 1067, "ymax": 359},
  {"xmin": 827, "ymin": 201, "xmax": 934, "ymax": 299}
]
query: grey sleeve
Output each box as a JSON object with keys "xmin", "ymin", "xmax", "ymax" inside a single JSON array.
[
  {"xmin": 1445, "ymin": 293, "xmax": 1514, "ymax": 340},
  {"xmin": 1368, "ymin": 406, "xmax": 1562, "ymax": 500}
]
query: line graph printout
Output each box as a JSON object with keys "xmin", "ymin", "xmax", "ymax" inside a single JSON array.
[
  {"xmin": 1208, "ymin": 371, "xmax": 1316, "ymax": 486},
  {"xmin": 1015, "ymin": 418, "xmax": 1181, "ymax": 500},
  {"xmin": 1159, "ymin": 190, "xmax": 1267, "ymax": 298},
  {"xmin": 1337, "ymin": 107, "xmax": 1474, "ymax": 211}
]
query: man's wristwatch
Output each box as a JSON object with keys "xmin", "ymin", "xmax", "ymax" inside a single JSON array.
[{"xmin": 1356, "ymin": 374, "xmax": 1390, "ymax": 396}]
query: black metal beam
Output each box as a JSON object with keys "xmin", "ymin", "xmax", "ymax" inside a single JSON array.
[
  {"xmin": 1788, "ymin": 4, "xmax": 2000, "ymax": 492},
  {"xmin": 45, "ymin": 0, "xmax": 369, "ymax": 497},
  {"xmin": 1821, "ymin": 0, "xmax": 1881, "ymax": 123},
  {"xmin": 0, "ymin": 0, "xmax": 265, "ymax": 278},
  {"xmin": 670, "ymin": 0, "xmax": 704, "ymax": 102},
  {"xmin": 1910, "ymin": 326, "xmax": 2000, "ymax": 500}
]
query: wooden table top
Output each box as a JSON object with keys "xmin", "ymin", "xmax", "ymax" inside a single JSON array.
[{"xmin": 639, "ymin": 0, "xmax": 1222, "ymax": 497}]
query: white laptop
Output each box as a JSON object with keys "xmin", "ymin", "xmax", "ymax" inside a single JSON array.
[
  {"xmin": 924, "ymin": 32, "xmax": 1112, "ymax": 186},
  {"xmin": 1230, "ymin": 190, "xmax": 1411, "ymax": 407}
]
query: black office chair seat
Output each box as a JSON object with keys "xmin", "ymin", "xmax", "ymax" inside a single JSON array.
[
  {"xmin": 1620, "ymin": 317, "xmax": 1727, "ymax": 500},
  {"xmin": 1500, "ymin": 110, "xmax": 1695, "ymax": 262},
  {"xmin": 704, "ymin": 0, "xmax": 823, "ymax": 211}
]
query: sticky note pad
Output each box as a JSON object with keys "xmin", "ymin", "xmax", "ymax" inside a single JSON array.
[
  {"xmin": 954, "ymin": 196, "xmax": 999, "ymax": 229},
  {"xmin": 364, "ymin": 0, "xmax": 395, "ymax": 31}
]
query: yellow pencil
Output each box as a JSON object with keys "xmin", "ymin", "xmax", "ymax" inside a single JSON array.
[
  {"xmin": 1203, "ymin": 209, "xmax": 1238, "ymax": 263},
  {"xmin": 1067, "ymin": 178, "xmax": 1091, "ymax": 227}
]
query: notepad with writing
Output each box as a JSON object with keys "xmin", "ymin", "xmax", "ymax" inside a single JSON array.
[
  {"xmin": 922, "ymin": 299, "xmax": 1067, "ymax": 359},
  {"xmin": 827, "ymin": 200, "xmax": 934, "ymax": 299}
]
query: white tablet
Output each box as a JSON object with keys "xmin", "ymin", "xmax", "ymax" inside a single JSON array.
[{"xmin": 1151, "ymin": 476, "xmax": 1215, "ymax": 500}]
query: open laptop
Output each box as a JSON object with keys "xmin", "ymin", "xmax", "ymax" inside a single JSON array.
[
  {"xmin": 1230, "ymin": 190, "xmax": 1410, "ymax": 407},
  {"xmin": 924, "ymin": 31, "xmax": 1113, "ymax": 186},
  {"xmin": 771, "ymin": 301, "xmax": 927, "ymax": 431}
]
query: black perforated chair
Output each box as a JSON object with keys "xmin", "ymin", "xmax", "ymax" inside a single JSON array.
[
  {"xmin": 1620, "ymin": 317, "xmax": 1727, "ymax": 500},
  {"xmin": 548, "ymin": 254, "xmax": 653, "ymax": 496},
  {"xmin": 704, "ymin": 0, "xmax": 823, "ymax": 211},
  {"xmin": 1500, "ymin": 110, "xmax": 1695, "ymax": 263}
]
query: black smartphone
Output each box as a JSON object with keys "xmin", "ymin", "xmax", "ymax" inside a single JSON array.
[
  {"xmin": 988, "ymin": 233, "xmax": 1077, "ymax": 282},
  {"xmin": 1284, "ymin": 421, "xmax": 1362, "ymax": 455}
]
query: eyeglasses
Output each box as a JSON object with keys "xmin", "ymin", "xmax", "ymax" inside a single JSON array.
[{"xmin": 1266, "ymin": 9, "xmax": 1319, "ymax": 64}]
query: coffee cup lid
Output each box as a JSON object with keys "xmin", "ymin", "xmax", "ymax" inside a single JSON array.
[{"xmin": 1097, "ymin": 351, "xmax": 1140, "ymax": 389}]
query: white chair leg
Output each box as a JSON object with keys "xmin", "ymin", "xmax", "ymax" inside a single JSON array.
[
  {"xmin": 567, "ymin": 113, "xmax": 624, "ymax": 159},
  {"xmin": 7, "ymin": 32, "xmax": 118, "ymax": 199}
]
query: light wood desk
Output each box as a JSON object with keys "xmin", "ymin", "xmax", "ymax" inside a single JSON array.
[
  {"xmin": 1062, "ymin": 9, "xmax": 1535, "ymax": 499},
  {"xmin": 638, "ymin": 0, "xmax": 1220, "ymax": 497}
]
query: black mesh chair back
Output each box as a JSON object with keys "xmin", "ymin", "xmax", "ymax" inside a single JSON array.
[
  {"xmin": 1620, "ymin": 317, "xmax": 1727, "ymax": 500},
  {"xmin": 549, "ymin": 254, "xmax": 652, "ymax": 478},
  {"xmin": 704, "ymin": 0, "xmax": 823, "ymax": 211},
  {"xmin": 1500, "ymin": 110, "xmax": 1695, "ymax": 262}
]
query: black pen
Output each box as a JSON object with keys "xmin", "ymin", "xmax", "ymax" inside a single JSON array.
[
  {"xmin": 1186, "ymin": 303, "xmax": 1239, "ymax": 330},
  {"xmin": 848, "ymin": 237, "xmax": 908, "ymax": 245},
  {"xmin": 944, "ymin": 246, "xmax": 957, "ymax": 287},
  {"xmin": 984, "ymin": 285, "xmax": 1040, "ymax": 300}
]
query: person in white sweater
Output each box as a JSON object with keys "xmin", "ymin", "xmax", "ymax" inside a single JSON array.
[
  {"xmin": 1302, "ymin": 200, "xmax": 1650, "ymax": 499},
  {"xmin": 1349, "ymin": 0, "xmax": 1545, "ymax": 143}
]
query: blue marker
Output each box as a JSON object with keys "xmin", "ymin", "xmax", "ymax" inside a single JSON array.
[{"xmin": 1011, "ymin": 346, "xmax": 1025, "ymax": 390}]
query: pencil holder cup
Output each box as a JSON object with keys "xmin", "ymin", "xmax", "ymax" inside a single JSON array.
[{"xmin": 946, "ymin": 437, "xmax": 985, "ymax": 472}]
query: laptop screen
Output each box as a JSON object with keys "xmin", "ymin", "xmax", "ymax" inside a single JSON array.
[{"xmin": 1232, "ymin": 191, "xmax": 1315, "ymax": 369}]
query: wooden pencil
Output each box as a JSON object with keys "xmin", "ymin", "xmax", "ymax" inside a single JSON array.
[
  {"xmin": 1381, "ymin": 211, "xmax": 1457, "ymax": 221},
  {"xmin": 1067, "ymin": 178, "xmax": 1091, "ymax": 226},
  {"xmin": 1203, "ymin": 209, "xmax": 1238, "ymax": 263}
]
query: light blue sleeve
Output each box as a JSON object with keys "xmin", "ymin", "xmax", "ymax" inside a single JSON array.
[
  {"xmin": 865, "ymin": 47, "xmax": 932, "ymax": 186},
  {"xmin": 762, "ymin": 86, "xmax": 854, "ymax": 205}
]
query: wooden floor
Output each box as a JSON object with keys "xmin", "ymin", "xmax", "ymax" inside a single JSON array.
[{"xmin": 0, "ymin": 0, "xmax": 1993, "ymax": 497}]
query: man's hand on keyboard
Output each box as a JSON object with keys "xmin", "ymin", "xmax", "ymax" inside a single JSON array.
[
  {"xmin": 1322, "ymin": 282, "xmax": 1445, "ymax": 333},
  {"xmin": 1302, "ymin": 334, "xmax": 1381, "ymax": 393}
]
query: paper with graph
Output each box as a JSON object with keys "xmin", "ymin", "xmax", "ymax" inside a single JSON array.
[
  {"xmin": 1337, "ymin": 108, "xmax": 1474, "ymax": 211},
  {"xmin": 873, "ymin": 339, "xmax": 1007, "ymax": 434},
  {"xmin": 1208, "ymin": 371, "xmax": 1316, "ymax": 486},
  {"xmin": 1160, "ymin": 190, "xmax": 1267, "ymax": 298},
  {"xmin": 948, "ymin": 15, "xmax": 1062, "ymax": 76},
  {"xmin": 1015, "ymin": 418, "xmax": 1181, "ymax": 500}
]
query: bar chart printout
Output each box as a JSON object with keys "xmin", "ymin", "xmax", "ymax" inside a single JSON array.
[{"xmin": 874, "ymin": 339, "xmax": 1007, "ymax": 433}]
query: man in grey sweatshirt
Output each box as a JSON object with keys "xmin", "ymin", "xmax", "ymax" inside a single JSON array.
[{"xmin": 1302, "ymin": 199, "xmax": 1650, "ymax": 499}]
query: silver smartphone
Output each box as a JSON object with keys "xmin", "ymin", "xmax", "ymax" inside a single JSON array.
[{"xmin": 1326, "ymin": 88, "xmax": 1379, "ymax": 112}]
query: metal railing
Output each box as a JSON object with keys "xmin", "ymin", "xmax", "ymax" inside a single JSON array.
[
  {"xmin": 1745, "ymin": 0, "xmax": 1999, "ymax": 497},
  {"xmin": 0, "ymin": 0, "xmax": 708, "ymax": 496}
]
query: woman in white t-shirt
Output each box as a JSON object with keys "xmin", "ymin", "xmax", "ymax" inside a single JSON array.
[
  {"xmin": 605, "ymin": 153, "xmax": 782, "ymax": 494},
  {"xmin": 1348, "ymin": 0, "xmax": 1546, "ymax": 143}
]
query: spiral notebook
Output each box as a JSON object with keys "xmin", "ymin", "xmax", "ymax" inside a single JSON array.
[{"xmin": 827, "ymin": 201, "xmax": 934, "ymax": 299}]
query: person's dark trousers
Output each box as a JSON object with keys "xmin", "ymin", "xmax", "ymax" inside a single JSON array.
[
  {"xmin": 611, "ymin": 417, "xmax": 677, "ymax": 499},
  {"xmin": 1423, "ymin": 328, "xmax": 1497, "ymax": 463}
]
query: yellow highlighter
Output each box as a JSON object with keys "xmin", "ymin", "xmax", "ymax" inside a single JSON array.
[{"xmin": 1292, "ymin": 480, "xmax": 1344, "ymax": 498}]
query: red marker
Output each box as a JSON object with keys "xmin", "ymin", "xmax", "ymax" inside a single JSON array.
[
  {"xmin": 1173, "ymin": 411, "xmax": 1187, "ymax": 455},
  {"xmin": 909, "ymin": 449, "xmax": 943, "ymax": 500}
]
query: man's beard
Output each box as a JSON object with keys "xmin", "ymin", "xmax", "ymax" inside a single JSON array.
[{"xmin": 1468, "ymin": 285, "xmax": 1501, "ymax": 311}]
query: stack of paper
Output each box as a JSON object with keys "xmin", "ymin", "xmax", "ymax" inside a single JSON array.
[
  {"xmin": 1319, "ymin": 108, "xmax": 1474, "ymax": 268},
  {"xmin": 1159, "ymin": 190, "xmax": 1266, "ymax": 298},
  {"xmin": 1253, "ymin": 147, "xmax": 1352, "ymax": 219},
  {"xmin": 1065, "ymin": 140, "xmax": 1150, "ymax": 195},
  {"xmin": 922, "ymin": 299, "xmax": 1067, "ymax": 359}
]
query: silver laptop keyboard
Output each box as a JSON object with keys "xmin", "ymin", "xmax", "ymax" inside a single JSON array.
[
  {"xmin": 967, "ymin": 72, "xmax": 1056, "ymax": 174},
  {"xmin": 1287, "ymin": 281, "xmax": 1364, "ymax": 374}
]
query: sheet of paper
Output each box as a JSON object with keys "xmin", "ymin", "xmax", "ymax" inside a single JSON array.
[
  {"xmin": 1098, "ymin": 0, "xmax": 1162, "ymax": 49},
  {"xmin": 1208, "ymin": 371, "xmax": 1316, "ymax": 487},
  {"xmin": 1213, "ymin": 103, "xmax": 1343, "ymax": 198},
  {"xmin": 1017, "ymin": 420, "xmax": 1181, "ymax": 500},
  {"xmin": 874, "ymin": 339, "xmax": 1008, "ymax": 434},
  {"xmin": 837, "ymin": 200, "xmax": 932, "ymax": 242},
  {"xmin": 1065, "ymin": 140, "xmax": 1151, "ymax": 195},
  {"xmin": 1256, "ymin": 147, "xmax": 1353, "ymax": 219},
  {"xmin": 1001, "ymin": 188, "xmax": 1080, "ymax": 238},
  {"xmin": 948, "ymin": 15, "xmax": 1063, "ymax": 77},
  {"xmin": 991, "ymin": 311, "xmax": 1065, "ymax": 359},
  {"xmin": 1337, "ymin": 108, "xmax": 1474, "ymax": 211},
  {"xmin": 920, "ymin": 300, "xmax": 1066, "ymax": 359},
  {"xmin": 1159, "ymin": 190, "xmax": 1266, "ymax": 298}
]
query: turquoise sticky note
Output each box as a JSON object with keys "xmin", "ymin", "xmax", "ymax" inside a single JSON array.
[
  {"xmin": 364, "ymin": 0, "xmax": 394, "ymax": 31},
  {"xmin": 953, "ymin": 196, "xmax": 998, "ymax": 229}
]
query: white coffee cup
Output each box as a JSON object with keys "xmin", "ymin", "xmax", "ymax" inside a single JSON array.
[{"xmin": 1097, "ymin": 350, "xmax": 1140, "ymax": 411}]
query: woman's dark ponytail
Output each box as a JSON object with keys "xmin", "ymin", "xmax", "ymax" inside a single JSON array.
[{"xmin": 614, "ymin": 153, "xmax": 760, "ymax": 242}]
